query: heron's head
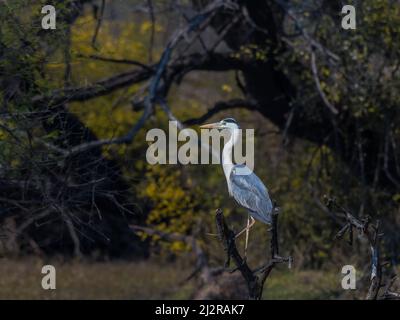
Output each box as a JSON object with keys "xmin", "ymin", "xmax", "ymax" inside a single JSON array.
[{"xmin": 200, "ymin": 118, "xmax": 239, "ymax": 130}]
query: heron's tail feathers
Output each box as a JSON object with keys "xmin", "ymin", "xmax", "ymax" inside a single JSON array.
[{"xmin": 249, "ymin": 210, "xmax": 272, "ymax": 225}]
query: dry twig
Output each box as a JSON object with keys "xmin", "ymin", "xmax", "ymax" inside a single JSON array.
[{"xmin": 326, "ymin": 197, "xmax": 400, "ymax": 300}]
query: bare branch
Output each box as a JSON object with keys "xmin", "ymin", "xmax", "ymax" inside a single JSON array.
[
  {"xmin": 32, "ymin": 68, "xmax": 153, "ymax": 108},
  {"xmin": 76, "ymin": 53, "xmax": 155, "ymax": 70},
  {"xmin": 91, "ymin": 0, "xmax": 106, "ymax": 49},
  {"xmin": 326, "ymin": 197, "xmax": 400, "ymax": 300},
  {"xmin": 310, "ymin": 50, "xmax": 338, "ymax": 115},
  {"xmin": 32, "ymin": 52, "xmax": 249, "ymax": 109},
  {"xmin": 215, "ymin": 208, "xmax": 291, "ymax": 300},
  {"xmin": 183, "ymin": 99, "xmax": 259, "ymax": 126},
  {"xmin": 381, "ymin": 276, "xmax": 400, "ymax": 300},
  {"xmin": 61, "ymin": 100, "xmax": 153, "ymax": 155}
]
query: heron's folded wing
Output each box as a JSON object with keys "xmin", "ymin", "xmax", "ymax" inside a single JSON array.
[{"xmin": 229, "ymin": 169, "xmax": 273, "ymax": 222}]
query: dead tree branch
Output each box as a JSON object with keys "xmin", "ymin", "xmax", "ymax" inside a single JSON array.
[
  {"xmin": 310, "ymin": 50, "xmax": 339, "ymax": 114},
  {"xmin": 215, "ymin": 208, "xmax": 292, "ymax": 300},
  {"xmin": 326, "ymin": 197, "xmax": 400, "ymax": 300},
  {"xmin": 381, "ymin": 276, "xmax": 400, "ymax": 300},
  {"xmin": 91, "ymin": 0, "xmax": 105, "ymax": 49},
  {"xmin": 183, "ymin": 99, "xmax": 259, "ymax": 126},
  {"xmin": 31, "ymin": 51, "xmax": 249, "ymax": 108}
]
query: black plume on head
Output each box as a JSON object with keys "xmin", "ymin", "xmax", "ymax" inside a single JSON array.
[{"xmin": 221, "ymin": 118, "xmax": 237, "ymax": 124}]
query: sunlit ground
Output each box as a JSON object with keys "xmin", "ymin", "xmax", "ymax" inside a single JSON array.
[{"xmin": 0, "ymin": 258, "xmax": 357, "ymax": 300}]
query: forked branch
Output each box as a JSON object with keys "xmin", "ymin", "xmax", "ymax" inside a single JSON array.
[
  {"xmin": 326, "ymin": 197, "xmax": 400, "ymax": 300},
  {"xmin": 215, "ymin": 208, "xmax": 292, "ymax": 300}
]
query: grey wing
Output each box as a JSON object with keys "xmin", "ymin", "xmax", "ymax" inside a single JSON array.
[{"xmin": 229, "ymin": 166, "xmax": 273, "ymax": 224}]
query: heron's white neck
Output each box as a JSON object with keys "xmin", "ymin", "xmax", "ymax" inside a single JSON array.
[{"xmin": 222, "ymin": 128, "xmax": 239, "ymax": 187}]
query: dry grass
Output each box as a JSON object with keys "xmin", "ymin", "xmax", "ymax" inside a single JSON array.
[
  {"xmin": 0, "ymin": 258, "xmax": 194, "ymax": 300},
  {"xmin": 263, "ymin": 269, "xmax": 341, "ymax": 300},
  {"xmin": 0, "ymin": 257, "xmax": 381, "ymax": 299}
]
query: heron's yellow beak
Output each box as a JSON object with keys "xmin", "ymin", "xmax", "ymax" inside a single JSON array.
[{"xmin": 200, "ymin": 122, "xmax": 220, "ymax": 129}]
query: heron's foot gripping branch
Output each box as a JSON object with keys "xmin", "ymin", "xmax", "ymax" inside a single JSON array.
[{"xmin": 215, "ymin": 208, "xmax": 292, "ymax": 300}]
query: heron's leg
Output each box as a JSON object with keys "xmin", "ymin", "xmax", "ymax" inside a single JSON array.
[
  {"xmin": 244, "ymin": 215, "xmax": 253, "ymax": 260},
  {"xmin": 235, "ymin": 216, "xmax": 256, "ymax": 238}
]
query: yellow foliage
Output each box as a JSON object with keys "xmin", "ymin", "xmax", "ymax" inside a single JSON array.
[{"xmin": 221, "ymin": 84, "xmax": 232, "ymax": 93}]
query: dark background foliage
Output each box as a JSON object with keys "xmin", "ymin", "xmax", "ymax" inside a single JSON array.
[{"xmin": 0, "ymin": 0, "xmax": 399, "ymax": 299}]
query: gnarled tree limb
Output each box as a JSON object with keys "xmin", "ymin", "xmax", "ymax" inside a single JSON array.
[
  {"xmin": 326, "ymin": 197, "xmax": 400, "ymax": 300},
  {"xmin": 215, "ymin": 208, "xmax": 291, "ymax": 300}
]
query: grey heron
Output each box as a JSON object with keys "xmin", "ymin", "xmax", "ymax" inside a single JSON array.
[{"xmin": 200, "ymin": 118, "xmax": 273, "ymax": 258}]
